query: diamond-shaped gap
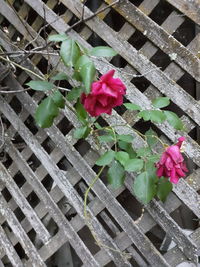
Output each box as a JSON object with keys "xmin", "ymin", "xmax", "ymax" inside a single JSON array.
[
  {"xmin": 11, "ymin": 30, "xmax": 23, "ymax": 43},
  {"xmin": 1, "ymin": 187, "xmax": 12, "ymax": 202},
  {"xmin": 130, "ymin": 74, "xmax": 151, "ymax": 93},
  {"xmin": 36, "ymin": 57, "xmax": 49, "ymax": 75},
  {"xmin": 75, "ymin": 179, "xmax": 96, "ymax": 201},
  {"xmin": 13, "ymin": 0, "xmax": 26, "ymax": 12},
  {"xmin": 149, "ymin": 0, "xmax": 174, "ymax": 26},
  {"xmin": 14, "ymin": 242, "xmax": 28, "ymax": 262},
  {"xmin": 87, "ymin": 32, "xmax": 108, "ymax": 47},
  {"xmin": 173, "ymin": 18, "xmax": 195, "ymax": 46},
  {"xmin": 13, "ymin": 206, "xmax": 26, "ymax": 222},
  {"xmin": 27, "ymin": 153, "xmax": 41, "ymax": 172},
  {"xmin": 1, "ymin": 152, "xmax": 13, "ymax": 169},
  {"xmin": 109, "ymin": 54, "xmax": 128, "ymax": 68},
  {"xmin": 104, "ymin": 261, "xmax": 115, "ymax": 267},
  {"xmin": 78, "ymin": 225, "xmax": 101, "ymax": 254},
  {"xmin": 128, "ymin": 29, "xmax": 149, "ymax": 50},
  {"xmin": 176, "ymin": 72, "xmax": 196, "ymax": 98},
  {"xmin": 150, "ymin": 48, "xmax": 171, "ymax": 70},
  {"xmin": 129, "ymin": 0, "xmax": 144, "ymax": 7},
  {"xmin": 41, "ymin": 174, "xmax": 54, "ymax": 192},
  {"xmin": 74, "ymin": 139, "xmax": 91, "ymax": 157},
  {"xmin": 24, "ymin": 114, "xmax": 38, "ymax": 135},
  {"xmin": 13, "ymin": 171, "xmax": 26, "ymax": 188},
  {"xmin": 103, "ymin": 6, "xmax": 126, "ymax": 32},
  {"xmin": 26, "ymin": 7, "xmax": 39, "ymax": 25},
  {"xmin": 9, "ymin": 96, "xmax": 22, "ymax": 114},
  {"xmin": 45, "ymin": 241, "xmax": 83, "ymax": 266},
  {"xmin": 56, "ymin": 116, "xmax": 73, "ymax": 136},
  {"xmin": 85, "ymin": 0, "xmax": 102, "ymax": 12},
  {"xmin": 2, "ymin": 255, "xmax": 12, "ymax": 266},
  {"xmin": 52, "ymin": 2, "xmax": 67, "ymax": 16},
  {"xmin": 114, "ymin": 100, "xmax": 127, "ymax": 116},
  {"xmin": 145, "ymin": 224, "xmax": 166, "ymax": 251},
  {"xmin": 26, "ymin": 191, "xmax": 40, "ymax": 209},
  {"xmin": 41, "ymin": 136, "xmax": 55, "ymax": 154},
  {"xmin": 12, "ymin": 132, "xmax": 26, "ymax": 152},
  {"xmin": 66, "ymin": 13, "xmax": 86, "ymax": 33},
  {"xmin": 117, "ymin": 189, "xmax": 143, "ymax": 221},
  {"xmin": 97, "ymin": 208, "xmax": 123, "ymax": 238},
  {"xmin": 128, "ymin": 243, "xmax": 149, "ymax": 267},
  {"xmin": 26, "ymin": 228, "xmax": 37, "ymax": 246},
  {"xmin": 57, "ymin": 195, "xmax": 76, "ymax": 220},
  {"xmin": 57, "ymin": 156, "xmax": 72, "ymax": 171}
]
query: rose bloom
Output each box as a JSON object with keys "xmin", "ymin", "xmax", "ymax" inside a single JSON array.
[
  {"xmin": 81, "ymin": 70, "xmax": 126, "ymax": 117},
  {"xmin": 156, "ymin": 137, "xmax": 188, "ymax": 184}
]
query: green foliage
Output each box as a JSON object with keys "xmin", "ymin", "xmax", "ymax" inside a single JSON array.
[
  {"xmin": 89, "ymin": 46, "xmax": 117, "ymax": 57},
  {"xmin": 138, "ymin": 110, "xmax": 166, "ymax": 123},
  {"xmin": 60, "ymin": 39, "xmax": 80, "ymax": 67},
  {"xmin": 136, "ymin": 147, "xmax": 151, "ymax": 157},
  {"xmin": 107, "ymin": 161, "xmax": 125, "ymax": 189},
  {"xmin": 145, "ymin": 128, "xmax": 158, "ymax": 148},
  {"xmin": 26, "ymin": 81, "xmax": 54, "ymax": 91},
  {"xmin": 74, "ymin": 126, "xmax": 90, "ymax": 139},
  {"xmin": 133, "ymin": 172, "xmax": 157, "ymax": 204},
  {"xmin": 35, "ymin": 97, "xmax": 59, "ymax": 128},
  {"xmin": 124, "ymin": 103, "xmax": 142, "ymax": 111},
  {"xmin": 124, "ymin": 158, "xmax": 144, "ymax": 172},
  {"xmin": 152, "ymin": 97, "xmax": 170, "ymax": 108},
  {"xmin": 164, "ymin": 111, "xmax": 184, "ymax": 130},
  {"xmin": 118, "ymin": 141, "xmax": 137, "ymax": 158},
  {"xmin": 80, "ymin": 62, "xmax": 96, "ymax": 94},
  {"xmin": 117, "ymin": 134, "xmax": 134, "ymax": 143},
  {"xmin": 98, "ymin": 134, "xmax": 114, "ymax": 143},
  {"xmin": 51, "ymin": 72, "xmax": 69, "ymax": 81},
  {"xmin": 96, "ymin": 151, "xmax": 115, "ymax": 166},
  {"xmin": 51, "ymin": 91, "xmax": 65, "ymax": 108},
  {"xmin": 75, "ymin": 99, "xmax": 88, "ymax": 123},
  {"xmin": 48, "ymin": 33, "xmax": 68, "ymax": 42},
  {"xmin": 157, "ymin": 177, "xmax": 173, "ymax": 202},
  {"xmin": 115, "ymin": 151, "xmax": 129, "ymax": 166},
  {"xmin": 66, "ymin": 87, "xmax": 83, "ymax": 102}
]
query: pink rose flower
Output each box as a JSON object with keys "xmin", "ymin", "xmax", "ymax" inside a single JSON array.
[
  {"xmin": 156, "ymin": 137, "xmax": 188, "ymax": 184},
  {"xmin": 81, "ymin": 70, "xmax": 126, "ymax": 117}
]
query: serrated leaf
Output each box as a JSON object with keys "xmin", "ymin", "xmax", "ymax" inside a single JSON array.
[
  {"xmin": 75, "ymin": 99, "xmax": 88, "ymax": 123},
  {"xmin": 51, "ymin": 73, "xmax": 69, "ymax": 81},
  {"xmin": 152, "ymin": 97, "xmax": 170, "ymax": 108},
  {"xmin": 145, "ymin": 128, "xmax": 158, "ymax": 148},
  {"xmin": 157, "ymin": 177, "xmax": 173, "ymax": 202},
  {"xmin": 149, "ymin": 110, "xmax": 166, "ymax": 123},
  {"xmin": 138, "ymin": 110, "xmax": 151, "ymax": 121},
  {"xmin": 124, "ymin": 158, "xmax": 144, "ymax": 172},
  {"xmin": 98, "ymin": 134, "xmax": 114, "ymax": 143},
  {"xmin": 35, "ymin": 97, "xmax": 59, "ymax": 128},
  {"xmin": 80, "ymin": 62, "xmax": 96, "ymax": 94},
  {"xmin": 107, "ymin": 161, "xmax": 125, "ymax": 189},
  {"xmin": 117, "ymin": 134, "xmax": 134, "ymax": 143},
  {"xmin": 52, "ymin": 90, "xmax": 65, "ymax": 108},
  {"xmin": 60, "ymin": 39, "xmax": 80, "ymax": 67},
  {"xmin": 115, "ymin": 151, "xmax": 129, "ymax": 166},
  {"xmin": 96, "ymin": 150, "xmax": 115, "ymax": 166},
  {"xmin": 133, "ymin": 172, "xmax": 157, "ymax": 204},
  {"xmin": 26, "ymin": 81, "xmax": 54, "ymax": 91},
  {"xmin": 74, "ymin": 126, "xmax": 90, "ymax": 139},
  {"xmin": 89, "ymin": 46, "xmax": 117, "ymax": 57},
  {"xmin": 164, "ymin": 111, "xmax": 184, "ymax": 130},
  {"xmin": 66, "ymin": 87, "xmax": 83, "ymax": 102},
  {"xmin": 136, "ymin": 147, "xmax": 151, "ymax": 157},
  {"xmin": 48, "ymin": 33, "xmax": 68, "ymax": 42},
  {"xmin": 118, "ymin": 141, "xmax": 137, "ymax": 158},
  {"xmin": 124, "ymin": 103, "xmax": 142, "ymax": 111}
]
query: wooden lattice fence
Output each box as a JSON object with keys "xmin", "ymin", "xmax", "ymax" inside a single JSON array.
[{"xmin": 0, "ymin": 0, "xmax": 199, "ymax": 266}]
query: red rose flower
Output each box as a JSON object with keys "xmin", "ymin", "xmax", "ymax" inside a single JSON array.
[
  {"xmin": 155, "ymin": 137, "xmax": 188, "ymax": 184},
  {"xmin": 81, "ymin": 70, "xmax": 126, "ymax": 117}
]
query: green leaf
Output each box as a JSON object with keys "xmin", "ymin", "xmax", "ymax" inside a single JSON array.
[
  {"xmin": 145, "ymin": 128, "xmax": 158, "ymax": 148},
  {"xmin": 115, "ymin": 151, "xmax": 129, "ymax": 166},
  {"xmin": 94, "ymin": 122, "xmax": 102, "ymax": 130},
  {"xmin": 138, "ymin": 110, "xmax": 151, "ymax": 121},
  {"xmin": 48, "ymin": 33, "xmax": 68, "ymax": 42},
  {"xmin": 89, "ymin": 46, "xmax": 117, "ymax": 57},
  {"xmin": 51, "ymin": 72, "xmax": 69, "ymax": 81},
  {"xmin": 26, "ymin": 81, "xmax": 54, "ymax": 91},
  {"xmin": 75, "ymin": 99, "xmax": 88, "ymax": 123},
  {"xmin": 98, "ymin": 134, "xmax": 114, "ymax": 143},
  {"xmin": 164, "ymin": 111, "xmax": 184, "ymax": 130},
  {"xmin": 146, "ymin": 154, "xmax": 161, "ymax": 163},
  {"xmin": 145, "ymin": 161, "xmax": 158, "ymax": 181},
  {"xmin": 66, "ymin": 87, "xmax": 83, "ymax": 102},
  {"xmin": 80, "ymin": 62, "xmax": 96, "ymax": 94},
  {"xmin": 75, "ymin": 55, "xmax": 91, "ymax": 71},
  {"xmin": 52, "ymin": 91, "xmax": 65, "ymax": 108},
  {"xmin": 133, "ymin": 172, "xmax": 157, "ymax": 204},
  {"xmin": 149, "ymin": 110, "xmax": 166, "ymax": 123},
  {"xmin": 157, "ymin": 177, "xmax": 173, "ymax": 202},
  {"xmin": 96, "ymin": 150, "xmax": 115, "ymax": 166},
  {"xmin": 136, "ymin": 147, "xmax": 151, "ymax": 157},
  {"xmin": 74, "ymin": 126, "xmax": 90, "ymax": 139},
  {"xmin": 152, "ymin": 97, "xmax": 170, "ymax": 108},
  {"xmin": 35, "ymin": 97, "xmax": 59, "ymax": 128},
  {"xmin": 124, "ymin": 103, "xmax": 142, "ymax": 111},
  {"xmin": 117, "ymin": 134, "xmax": 134, "ymax": 143},
  {"xmin": 118, "ymin": 141, "xmax": 137, "ymax": 158},
  {"xmin": 108, "ymin": 161, "xmax": 125, "ymax": 189},
  {"xmin": 124, "ymin": 158, "xmax": 144, "ymax": 172},
  {"xmin": 60, "ymin": 39, "xmax": 80, "ymax": 67}
]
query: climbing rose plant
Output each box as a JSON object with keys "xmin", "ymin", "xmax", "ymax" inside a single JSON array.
[{"xmin": 26, "ymin": 33, "xmax": 187, "ymax": 204}]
